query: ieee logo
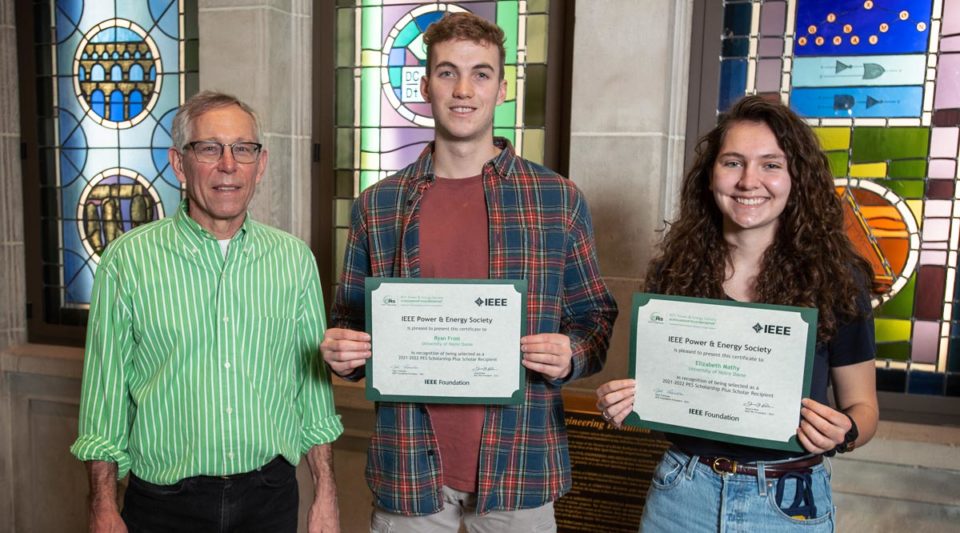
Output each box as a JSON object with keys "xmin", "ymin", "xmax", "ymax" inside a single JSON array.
[
  {"xmin": 753, "ymin": 322, "xmax": 791, "ymax": 336},
  {"xmin": 649, "ymin": 313, "xmax": 664, "ymax": 324},
  {"xmin": 382, "ymin": 296, "xmax": 397, "ymax": 306},
  {"xmin": 475, "ymin": 297, "xmax": 508, "ymax": 307}
]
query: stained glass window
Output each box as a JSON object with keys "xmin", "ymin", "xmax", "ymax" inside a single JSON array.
[
  {"xmin": 31, "ymin": 0, "xmax": 197, "ymax": 316},
  {"xmin": 333, "ymin": 0, "xmax": 551, "ymax": 284},
  {"xmin": 717, "ymin": 0, "xmax": 960, "ymax": 397}
]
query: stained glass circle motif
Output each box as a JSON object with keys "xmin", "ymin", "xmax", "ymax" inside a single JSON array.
[
  {"xmin": 73, "ymin": 19, "xmax": 163, "ymax": 129},
  {"xmin": 835, "ymin": 178, "xmax": 920, "ymax": 306},
  {"xmin": 77, "ymin": 168, "xmax": 164, "ymax": 261},
  {"xmin": 380, "ymin": 4, "xmax": 468, "ymax": 127}
]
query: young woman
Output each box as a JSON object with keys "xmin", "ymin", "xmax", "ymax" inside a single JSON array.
[{"xmin": 596, "ymin": 96, "xmax": 878, "ymax": 532}]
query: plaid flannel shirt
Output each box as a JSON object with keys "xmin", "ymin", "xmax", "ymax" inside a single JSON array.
[{"xmin": 331, "ymin": 139, "xmax": 617, "ymax": 516}]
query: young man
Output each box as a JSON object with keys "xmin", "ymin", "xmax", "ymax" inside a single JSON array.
[
  {"xmin": 321, "ymin": 12, "xmax": 617, "ymax": 532},
  {"xmin": 71, "ymin": 91, "xmax": 343, "ymax": 533}
]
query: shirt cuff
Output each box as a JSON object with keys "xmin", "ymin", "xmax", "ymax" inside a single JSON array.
[
  {"xmin": 300, "ymin": 414, "xmax": 345, "ymax": 455},
  {"xmin": 70, "ymin": 435, "xmax": 132, "ymax": 480}
]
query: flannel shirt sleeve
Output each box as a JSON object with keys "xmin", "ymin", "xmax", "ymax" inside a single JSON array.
[
  {"xmin": 296, "ymin": 245, "xmax": 345, "ymax": 453},
  {"xmin": 555, "ymin": 188, "xmax": 618, "ymax": 384},
  {"xmin": 69, "ymin": 245, "xmax": 135, "ymax": 479},
  {"xmin": 329, "ymin": 193, "xmax": 373, "ymax": 381}
]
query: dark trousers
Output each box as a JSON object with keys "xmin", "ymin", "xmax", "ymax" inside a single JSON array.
[{"xmin": 121, "ymin": 457, "xmax": 298, "ymax": 533}]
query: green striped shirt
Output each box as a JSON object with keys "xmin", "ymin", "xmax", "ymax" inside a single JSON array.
[{"xmin": 71, "ymin": 201, "xmax": 343, "ymax": 484}]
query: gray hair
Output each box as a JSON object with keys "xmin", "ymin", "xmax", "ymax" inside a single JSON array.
[{"xmin": 171, "ymin": 90, "xmax": 263, "ymax": 149}]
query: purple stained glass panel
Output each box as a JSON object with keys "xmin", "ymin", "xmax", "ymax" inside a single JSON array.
[
  {"xmin": 757, "ymin": 59, "xmax": 782, "ymax": 92},
  {"xmin": 930, "ymin": 128, "xmax": 959, "ymax": 158},
  {"xmin": 760, "ymin": 1, "xmax": 787, "ymax": 35},
  {"xmin": 920, "ymin": 250, "xmax": 948, "ymax": 264},
  {"xmin": 912, "ymin": 321, "xmax": 941, "ymax": 364}
]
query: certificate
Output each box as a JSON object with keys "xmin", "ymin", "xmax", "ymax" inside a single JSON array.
[
  {"xmin": 624, "ymin": 294, "xmax": 817, "ymax": 452},
  {"xmin": 365, "ymin": 278, "xmax": 527, "ymax": 404}
]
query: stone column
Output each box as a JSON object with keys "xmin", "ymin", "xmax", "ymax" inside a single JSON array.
[
  {"xmin": 198, "ymin": 0, "xmax": 314, "ymax": 242},
  {"xmin": 0, "ymin": 0, "xmax": 26, "ymax": 526},
  {"xmin": 566, "ymin": 0, "xmax": 693, "ymax": 393}
]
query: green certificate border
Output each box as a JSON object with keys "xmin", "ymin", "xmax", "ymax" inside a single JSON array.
[
  {"xmin": 364, "ymin": 277, "xmax": 528, "ymax": 404},
  {"xmin": 624, "ymin": 293, "xmax": 818, "ymax": 452}
]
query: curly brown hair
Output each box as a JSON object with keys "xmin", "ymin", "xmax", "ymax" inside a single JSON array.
[
  {"xmin": 423, "ymin": 12, "xmax": 506, "ymax": 80},
  {"xmin": 647, "ymin": 96, "xmax": 872, "ymax": 341}
]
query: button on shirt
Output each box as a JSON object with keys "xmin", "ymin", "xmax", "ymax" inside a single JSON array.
[
  {"xmin": 71, "ymin": 200, "xmax": 343, "ymax": 484},
  {"xmin": 331, "ymin": 139, "xmax": 618, "ymax": 515}
]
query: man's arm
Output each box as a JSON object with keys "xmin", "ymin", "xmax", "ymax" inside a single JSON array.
[
  {"xmin": 547, "ymin": 187, "xmax": 618, "ymax": 383},
  {"xmin": 71, "ymin": 246, "xmax": 135, "ymax": 506},
  {"xmin": 305, "ymin": 444, "xmax": 339, "ymax": 533},
  {"xmin": 86, "ymin": 461, "xmax": 126, "ymax": 533}
]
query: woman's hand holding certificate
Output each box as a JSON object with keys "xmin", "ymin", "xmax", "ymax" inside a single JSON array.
[{"xmin": 624, "ymin": 294, "xmax": 818, "ymax": 452}]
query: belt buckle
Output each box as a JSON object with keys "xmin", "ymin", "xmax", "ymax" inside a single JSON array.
[{"xmin": 711, "ymin": 457, "xmax": 737, "ymax": 475}]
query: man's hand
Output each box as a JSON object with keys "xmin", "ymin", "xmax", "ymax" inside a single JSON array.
[
  {"xmin": 320, "ymin": 328, "xmax": 371, "ymax": 377},
  {"xmin": 520, "ymin": 333, "xmax": 573, "ymax": 381},
  {"xmin": 86, "ymin": 461, "xmax": 127, "ymax": 533},
  {"xmin": 90, "ymin": 503, "xmax": 127, "ymax": 533},
  {"xmin": 306, "ymin": 444, "xmax": 340, "ymax": 533}
]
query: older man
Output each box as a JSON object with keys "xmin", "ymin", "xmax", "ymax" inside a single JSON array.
[{"xmin": 71, "ymin": 91, "xmax": 343, "ymax": 533}]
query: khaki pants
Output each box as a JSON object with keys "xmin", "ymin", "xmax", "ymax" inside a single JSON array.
[{"xmin": 370, "ymin": 485, "xmax": 556, "ymax": 533}]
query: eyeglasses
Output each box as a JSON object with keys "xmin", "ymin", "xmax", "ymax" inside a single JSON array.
[{"xmin": 184, "ymin": 141, "xmax": 263, "ymax": 164}]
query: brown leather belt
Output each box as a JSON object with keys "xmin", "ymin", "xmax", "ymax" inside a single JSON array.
[{"xmin": 698, "ymin": 455, "xmax": 823, "ymax": 478}]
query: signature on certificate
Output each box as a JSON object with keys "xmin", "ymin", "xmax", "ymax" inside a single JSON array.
[
  {"xmin": 390, "ymin": 363, "xmax": 421, "ymax": 376},
  {"xmin": 743, "ymin": 400, "xmax": 774, "ymax": 416},
  {"xmin": 654, "ymin": 387, "xmax": 687, "ymax": 403},
  {"xmin": 472, "ymin": 365, "xmax": 499, "ymax": 377}
]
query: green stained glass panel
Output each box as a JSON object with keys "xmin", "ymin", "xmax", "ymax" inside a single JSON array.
[
  {"xmin": 888, "ymin": 160, "xmax": 927, "ymax": 179},
  {"xmin": 528, "ymin": 0, "xmax": 548, "ymax": 13},
  {"xmin": 495, "ymin": 101, "xmax": 517, "ymax": 128},
  {"xmin": 880, "ymin": 179, "xmax": 926, "ymax": 200},
  {"xmin": 526, "ymin": 15, "xmax": 548, "ymax": 64},
  {"xmin": 826, "ymin": 152, "xmax": 848, "ymax": 178},
  {"xmin": 875, "ymin": 318, "xmax": 912, "ymax": 343},
  {"xmin": 498, "ymin": 2, "xmax": 519, "ymax": 64},
  {"xmin": 395, "ymin": 19, "xmax": 420, "ymax": 48},
  {"xmin": 851, "ymin": 128, "xmax": 929, "ymax": 162},
  {"xmin": 336, "ymin": 128, "xmax": 353, "ymax": 169},
  {"xmin": 524, "ymin": 64, "xmax": 547, "ymax": 127},
  {"xmin": 361, "ymin": 6, "xmax": 380, "ymax": 50},
  {"xmin": 335, "ymin": 199, "xmax": 354, "ymax": 227},
  {"xmin": 877, "ymin": 274, "xmax": 916, "ymax": 319},
  {"xmin": 336, "ymin": 171, "xmax": 354, "ymax": 198},
  {"xmin": 336, "ymin": 69, "xmax": 354, "ymax": 126},
  {"xmin": 877, "ymin": 342, "xmax": 911, "ymax": 361},
  {"xmin": 337, "ymin": 8, "xmax": 354, "ymax": 67},
  {"xmin": 360, "ymin": 68, "xmax": 379, "ymax": 127},
  {"xmin": 495, "ymin": 127, "xmax": 516, "ymax": 144},
  {"xmin": 523, "ymin": 129, "xmax": 545, "ymax": 164}
]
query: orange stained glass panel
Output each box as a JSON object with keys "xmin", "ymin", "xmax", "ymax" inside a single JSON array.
[{"xmin": 837, "ymin": 186, "xmax": 913, "ymax": 292}]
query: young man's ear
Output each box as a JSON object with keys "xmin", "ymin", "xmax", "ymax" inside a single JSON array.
[
  {"xmin": 497, "ymin": 76, "xmax": 507, "ymax": 105},
  {"xmin": 420, "ymin": 73, "xmax": 431, "ymax": 103}
]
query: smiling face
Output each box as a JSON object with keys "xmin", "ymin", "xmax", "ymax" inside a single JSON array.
[
  {"xmin": 710, "ymin": 120, "xmax": 792, "ymax": 242},
  {"xmin": 169, "ymin": 104, "xmax": 267, "ymax": 239},
  {"xmin": 420, "ymin": 38, "xmax": 507, "ymax": 146}
]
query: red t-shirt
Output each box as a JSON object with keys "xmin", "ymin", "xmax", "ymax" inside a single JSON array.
[{"xmin": 419, "ymin": 175, "xmax": 488, "ymax": 492}]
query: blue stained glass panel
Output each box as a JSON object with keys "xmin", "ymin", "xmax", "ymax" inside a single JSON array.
[
  {"xmin": 46, "ymin": 0, "xmax": 193, "ymax": 306},
  {"xmin": 794, "ymin": 0, "xmax": 932, "ymax": 56},
  {"xmin": 907, "ymin": 371, "xmax": 946, "ymax": 395},
  {"xmin": 724, "ymin": 3, "xmax": 753, "ymax": 37},
  {"xmin": 790, "ymin": 86, "xmax": 923, "ymax": 118},
  {"xmin": 719, "ymin": 59, "xmax": 748, "ymax": 112}
]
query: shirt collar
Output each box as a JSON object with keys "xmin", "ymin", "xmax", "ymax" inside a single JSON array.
[
  {"xmin": 409, "ymin": 137, "xmax": 518, "ymax": 183},
  {"xmin": 173, "ymin": 199, "xmax": 251, "ymax": 248}
]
